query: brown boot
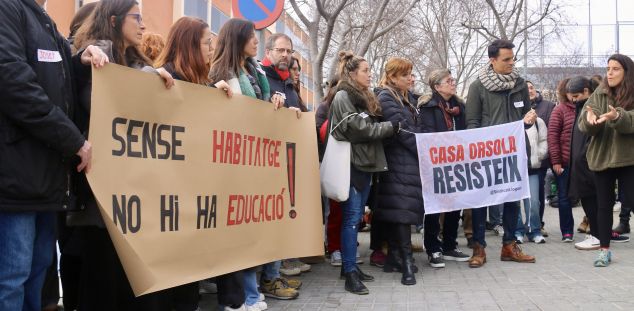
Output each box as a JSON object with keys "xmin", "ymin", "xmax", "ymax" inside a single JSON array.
[
  {"xmin": 468, "ymin": 242, "xmax": 486, "ymax": 268},
  {"xmin": 501, "ymin": 241, "xmax": 536, "ymax": 263},
  {"xmin": 577, "ymin": 216, "xmax": 589, "ymax": 233}
]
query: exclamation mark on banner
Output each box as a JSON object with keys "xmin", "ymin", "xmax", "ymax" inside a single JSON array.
[{"xmin": 286, "ymin": 142, "xmax": 296, "ymax": 219}]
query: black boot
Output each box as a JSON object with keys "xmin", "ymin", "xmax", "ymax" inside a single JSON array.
[
  {"xmin": 344, "ymin": 271, "xmax": 369, "ymax": 295},
  {"xmin": 383, "ymin": 245, "xmax": 402, "ymax": 273},
  {"xmin": 340, "ymin": 265, "xmax": 374, "ymax": 282},
  {"xmin": 400, "ymin": 247, "xmax": 416, "ymax": 285},
  {"xmin": 614, "ymin": 221, "xmax": 630, "ymax": 234}
]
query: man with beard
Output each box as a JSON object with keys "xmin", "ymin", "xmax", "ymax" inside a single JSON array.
[{"xmin": 262, "ymin": 33, "xmax": 302, "ymax": 110}]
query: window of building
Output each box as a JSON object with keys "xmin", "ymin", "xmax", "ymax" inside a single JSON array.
[
  {"xmin": 211, "ymin": 6, "xmax": 230, "ymax": 34},
  {"xmin": 184, "ymin": 0, "xmax": 208, "ymax": 21}
]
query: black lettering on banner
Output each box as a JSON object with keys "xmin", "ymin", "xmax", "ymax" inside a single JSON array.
[
  {"xmin": 508, "ymin": 155, "xmax": 521, "ymax": 182},
  {"xmin": 160, "ymin": 195, "xmax": 180, "ymax": 232},
  {"xmin": 197, "ymin": 195, "xmax": 217, "ymax": 229},
  {"xmin": 470, "ymin": 162, "xmax": 484, "ymax": 188},
  {"xmin": 112, "ymin": 194, "xmax": 142, "ymax": 234},
  {"xmin": 433, "ymin": 167, "xmax": 445, "ymax": 194},
  {"xmin": 453, "ymin": 164, "xmax": 467, "ymax": 191},
  {"xmin": 492, "ymin": 158, "xmax": 503, "ymax": 185},
  {"xmin": 110, "ymin": 118, "xmax": 185, "ymax": 160},
  {"xmin": 443, "ymin": 165, "xmax": 456, "ymax": 193},
  {"xmin": 481, "ymin": 160, "xmax": 493, "ymax": 186}
]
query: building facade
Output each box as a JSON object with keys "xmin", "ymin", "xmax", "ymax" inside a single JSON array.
[{"xmin": 47, "ymin": 0, "xmax": 314, "ymax": 108}]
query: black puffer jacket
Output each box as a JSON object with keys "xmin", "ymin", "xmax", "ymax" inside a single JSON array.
[
  {"xmin": 374, "ymin": 87, "xmax": 425, "ymax": 224},
  {"xmin": 568, "ymin": 100, "xmax": 595, "ymax": 200},
  {"xmin": 0, "ymin": 0, "xmax": 85, "ymax": 212},
  {"xmin": 417, "ymin": 93, "xmax": 466, "ymax": 132}
]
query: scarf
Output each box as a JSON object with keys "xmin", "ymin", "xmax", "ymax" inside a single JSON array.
[
  {"xmin": 478, "ymin": 64, "xmax": 520, "ymax": 92},
  {"xmin": 436, "ymin": 94, "xmax": 461, "ymax": 130},
  {"xmin": 261, "ymin": 57, "xmax": 290, "ymax": 81},
  {"xmin": 236, "ymin": 58, "xmax": 271, "ymax": 101}
]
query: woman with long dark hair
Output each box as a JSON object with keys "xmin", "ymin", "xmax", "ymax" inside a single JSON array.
[
  {"xmin": 579, "ymin": 54, "xmax": 634, "ymax": 267},
  {"xmin": 70, "ymin": 1, "xmax": 178, "ymax": 310},
  {"xmin": 329, "ymin": 51, "xmax": 397, "ymax": 294}
]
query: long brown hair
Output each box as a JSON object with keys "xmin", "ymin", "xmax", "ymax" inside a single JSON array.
[
  {"xmin": 291, "ymin": 57, "xmax": 307, "ymax": 112},
  {"xmin": 336, "ymin": 50, "xmax": 381, "ymax": 116},
  {"xmin": 604, "ymin": 54, "xmax": 634, "ymax": 110},
  {"xmin": 154, "ymin": 17, "xmax": 211, "ymax": 85},
  {"xmin": 379, "ymin": 57, "xmax": 413, "ymax": 106},
  {"xmin": 556, "ymin": 78, "xmax": 571, "ymax": 104},
  {"xmin": 69, "ymin": 2, "xmax": 98, "ymax": 52},
  {"xmin": 208, "ymin": 18, "xmax": 255, "ymax": 83},
  {"xmin": 74, "ymin": 0, "xmax": 149, "ymax": 66}
]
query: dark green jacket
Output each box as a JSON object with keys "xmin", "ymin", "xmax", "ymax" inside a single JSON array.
[
  {"xmin": 330, "ymin": 82, "xmax": 394, "ymax": 172},
  {"xmin": 578, "ymin": 85, "xmax": 634, "ymax": 171},
  {"xmin": 466, "ymin": 77, "xmax": 531, "ymax": 129}
]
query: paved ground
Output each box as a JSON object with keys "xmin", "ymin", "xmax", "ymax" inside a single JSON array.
[{"xmin": 201, "ymin": 204, "xmax": 634, "ymax": 310}]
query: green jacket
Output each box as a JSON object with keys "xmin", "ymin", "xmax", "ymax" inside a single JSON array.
[
  {"xmin": 466, "ymin": 77, "xmax": 531, "ymax": 129},
  {"xmin": 578, "ymin": 85, "xmax": 634, "ymax": 171},
  {"xmin": 329, "ymin": 82, "xmax": 394, "ymax": 172}
]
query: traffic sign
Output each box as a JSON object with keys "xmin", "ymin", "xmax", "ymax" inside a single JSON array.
[{"xmin": 232, "ymin": 0, "xmax": 285, "ymax": 30}]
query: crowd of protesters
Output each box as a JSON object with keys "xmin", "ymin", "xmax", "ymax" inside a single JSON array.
[{"xmin": 1, "ymin": 0, "xmax": 633, "ymax": 310}]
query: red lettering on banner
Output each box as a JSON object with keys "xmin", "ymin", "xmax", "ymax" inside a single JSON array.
[
  {"xmin": 468, "ymin": 136, "xmax": 517, "ymax": 160},
  {"xmin": 226, "ymin": 191, "xmax": 286, "ymax": 226},
  {"xmin": 429, "ymin": 145, "xmax": 465, "ymax": 164},
  {"xmin": 212, "ymin": 130, "xmax": 281, "ymax": 168}
]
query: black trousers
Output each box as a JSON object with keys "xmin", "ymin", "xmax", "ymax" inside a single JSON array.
[
  {"xmin": 370, "ymin": 219, "xmax": 389, "ymax": 251},
  {"xmin": 594, "ymin": 166, "xmax": 634, "ymax": 248},
  {"xmin": 424, "ymin": 210, "xmax": 461, "ymax": 255},
  {"xmin": 581, "ymin": 195, "xmax": 599, "ymax": 238},
  {"xmin": 77, "ymin": 227, "xmax": 200, "ymax": 311},
  {"xmin": 618, "ymin": 179, "xmax": 633, "ymax": 223},
  {"xmin": 386, "ymin": 223, "xmax": 411, "ymax": 251}
]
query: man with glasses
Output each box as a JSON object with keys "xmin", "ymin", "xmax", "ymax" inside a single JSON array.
[{"xmin": 261, "ymin": 33, "xmax": 302, "ymax": 110}]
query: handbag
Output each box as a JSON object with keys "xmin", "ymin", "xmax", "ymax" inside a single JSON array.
[{"xmin": 320, "ymin": 113, "xmax": 358, "ymax": 202}]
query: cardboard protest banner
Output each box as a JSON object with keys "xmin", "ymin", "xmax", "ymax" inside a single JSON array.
[
  {"xmin": 87, "ymin": 64, "xmax": 323, "ymax": 296},
  {"xmin": 415, "ymin": 121, "xmax": 530, "ymax": 214}
]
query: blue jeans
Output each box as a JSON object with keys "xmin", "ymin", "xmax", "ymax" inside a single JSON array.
[
  {"xmin": 516, "ymin": 174, "xmax": 542, "ymax": 239},
  {"xmin": 340, "ymin": 176, "xmax": 371, "ymax": 273},
  {"xmin": 488, "ymin": 204, "xmax": 502, "ymax": 226},
  {"xmin": 473, "ymin": 201, "xmax": 520, "ymax": 247},
  {"xmin": 261, "ymin": 261, "xmax": 280, "ymax": 281},
  {"xmin": 243, "ymin": 269, "xmax": 259, "ymax": 306},
  {"xmin": 556, "ymin": 169, "xmax": 574, "ymax": 236},
  {"xmin": 0, "ymin": 212, "xmax": 55, "ymax": 311}
]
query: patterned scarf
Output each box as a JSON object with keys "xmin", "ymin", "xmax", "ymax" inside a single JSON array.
[{"xmin": 478, "ymin": 64, "xmax": 520, "ymax": 92}]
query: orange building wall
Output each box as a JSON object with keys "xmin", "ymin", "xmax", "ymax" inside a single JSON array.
[
  {"xmin": 143, "ymin": 0, "xmax": 174, "ymax": 37},
  {"xmin": 46, "ymin": 0, "xmax": 76, "ymax": 37}
]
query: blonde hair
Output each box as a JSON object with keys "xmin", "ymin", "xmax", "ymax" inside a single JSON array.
[
  {"xmin": 336, "ymin": 51, "xmax": 381, "ymax": 116},
  {"xmin": 379, "ymin": 57, "xmax": 413, "ymax": 105}
]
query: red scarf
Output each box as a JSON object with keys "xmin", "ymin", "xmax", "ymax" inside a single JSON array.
[{"xmin": 262, "ymin": 57, "xmax": 290, "ymax": 81}]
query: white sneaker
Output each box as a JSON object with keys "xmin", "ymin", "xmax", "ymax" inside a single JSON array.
[
  {"xmin": 493, "ymin": 225, "xmax": 504, "ymax": 236},
  {"xmin": 284, "ymin": 258, "xmax": 311, "ymax": 272},
  {"xmin": 330, "ymin": 250, "xmax": 342, "ymax": 266},
  {"xmin": 533, "ymin": 235, "xmax": 546, "ymax": 244},
  {"xmin": 245, "ymin": 301, "xmax": 267, "ymax": 311},
  {"xmin": 515, "ymin": 235, "xmax": 524, "ymax": 244},
  {"xmin": 575, "ymin": 235, "xmax": 600, "ymax": 250},
  {"xmin": 356, "ymin": 249, "xmax": 364, "ymax": 264},
  {"xmin": 224, "ymin": 305, "xmax": 246, "ymax": 311},
  {"xmin": 259, "ymin": 293, "xmax": 265, "ymax": 302},
  {"xmin": 279, "ymin": 262, "xmax": 301, "ymax": 276}
]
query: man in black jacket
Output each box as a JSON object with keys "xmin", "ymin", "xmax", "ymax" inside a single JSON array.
[
  {"xmin": 0, "ymin": 0, "xmax": 93, "ymax": 309},
  {"xmin": 262, "ymin": 33, "xmax": 302, "ymax": 111}
]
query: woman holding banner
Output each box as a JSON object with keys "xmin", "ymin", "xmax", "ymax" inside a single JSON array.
[
  {"xmin": 373, "ymin": 57, "xmax": 423, "ymax": 286},
  {"xmin": 418, "ymin": 69, "xmax": 471, "ymax": 266},
  {"xmin": 70, "ymin": 1, "xmax": 186, "ymax": 310},
  {"xmin": 209, "ymin": 18, "xmax": 302, "ymax": 308},
  {"xmin": 579, "ymin": 54, "xmax": 634, "ymax": 267},
  {"xmin": 329, "ymin": 51, "xmax": 398, "ymax": 294}
]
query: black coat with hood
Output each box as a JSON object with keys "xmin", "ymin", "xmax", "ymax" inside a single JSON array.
[
  {"xmin": 262, "ymin": 64, "xmax": 302, "ymax": 110},
  {"xmin": 568, "ymin": 100, "xmax": 595, "ymax": 200},
  {"xmin": 374, "ymin": 87, "xmax": 425, "ymax": 225},
  {"xmin": 0, "ymin": 0, "xmax": 85, "ymax": 212}
]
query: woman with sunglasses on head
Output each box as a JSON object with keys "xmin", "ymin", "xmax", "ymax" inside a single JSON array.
[
  {"xmin": 70, "ymin": 1, "xmax": 178, "ymax": 310},
  {"xmin": 329, "ymin": 51, "xmax": 397, "ymax": 295},
  {"xmin": 579, "ymin": 54, "xmax": 634, "ymax": 267}
]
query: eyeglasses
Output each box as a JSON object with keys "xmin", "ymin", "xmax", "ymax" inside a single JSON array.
[
  {"xmin": 126, "ymin": 13, "xmax": 143, "ymax": 24},
  {"xmin": 439, "ymin": 78, "xmax": 456, "ymax": 85},
  {"xmin": 201, "ymin": 39, "xmax": 213, "ymax": 50},
  {"xmin": 270, "ymin": 47, "xmax": 294, "ymax": 54}
]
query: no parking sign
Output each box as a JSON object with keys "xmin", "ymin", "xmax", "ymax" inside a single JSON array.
[{"xmin": 232, "ymin": 0, "xmax": 285, "ymax": 30}]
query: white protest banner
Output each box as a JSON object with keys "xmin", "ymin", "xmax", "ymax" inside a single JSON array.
[{"xmin": 415, "ymin": 121, "xmax": 530, "ymax": 214}]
